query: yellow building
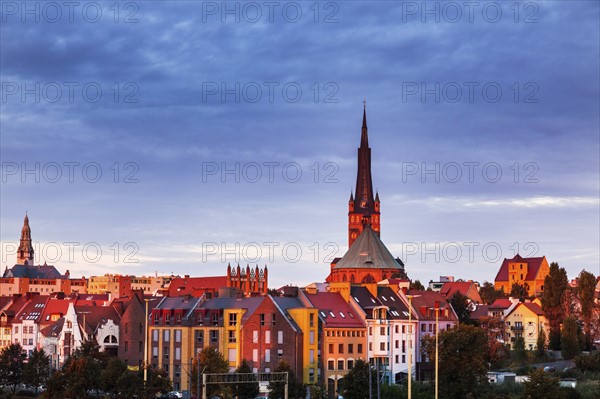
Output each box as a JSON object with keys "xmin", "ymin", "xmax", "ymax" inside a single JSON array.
[
  {"xmin": 494, "ymin": 255, "xmax": 550, "ymax": 297},
  {"xmin": 504, "ymin": 302, "xmax": 548, "ymax": 350}
]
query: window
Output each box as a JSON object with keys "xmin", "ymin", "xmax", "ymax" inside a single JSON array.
[
  {"xmin": 260, "ymin": 314, "xmax": 265, "ymax": 326},
  {"xmin": 309, "ymin": 313, "xmax": 314, "ymax": 327},
  {"xmin": 253, "ymin": 349, "xmax": 258, "ymax": 362},
  {"xmin": 124, "ymin": 341, "xmax": 129, "ymax": 352},
  {"xmin": 309, "ymin": 349, "xmax": 315, "ymax": 363},
  {"xmin": 328, "ymin": 344, "xmax": 334, "ymax": 353},
  {"xmin": 272, "ymin": 313, "xmax": 276, "ymax": 326},
  {"xmin": 210, "ymin": 330, "xmax": 218, "ymax": 343},
  {"xmin": 253, "ymin": 330, "xmax": 258, "ymax": 344},
  {"xmin": 175, "ymin": 313, "xmax": 182, "ymax": 325},
  {"xmin": 395, "ymin": 340, "xmax": 399, "ymax": 349},
  {"xmin": 174, "ymin": 364, "xmax": 181, "ymax": 378},
  {"xmin": 402, "ymin": 325, "xmax": 406, "ymax": 333},
  {"xmin": 380, "ymin": 342, "xmax": 385, "ymax": 351},
  {"xmin": 402, "ymin": 355, "xmax": 406, "ymax": 363},
  {"xmin": 369, "ymin": 327, "xmax": 372, "ymax": 336},
  {"xmin": 309, "ymin": 368, "xmax": 315, "ymax": 383},
  {"xmin": 369, "ymin": 343, "xmax": 372, "ymax": 351},
  {"xmin": 197, "ymin": 330, "xmax": 204, "ymax": 344},
  {"xmin": 212, "ymin": 313, "xmax": 219, "ymax": 326},
  {"xmin": 278, "ymin": 349, "xmax": 283, "ymax": 360},
  {"xmin": 395, "ymin": 325, "xmax": 399, "ymax": 333},
  {"xmin": 265, "ymin": 331, "xmax": 271, "ymax": 344},
  {"xmin": 175, "ymin": 347, "xmax": 181, "ymax": 360},
  {"xmin": 278, "ymin": 331, "xmax": 283, "ymax": 344},
  {"xmin": 265, "ymin": 349, "xmax": 271, "ymax": 362},
  {"xmin": 395, "ymin": 355, "xmax": 399, "ymax": 364},
  {"xmin": 337, "ymin": 360, "xmax": 344, "ymax": 370},
  {"xmin": 228, "ymin": 330, "xmax": 236, "ymax": 343},
  {"xmin": 309, "ymin": 331, "xmax": 314, "ymax": 345},
  {"xmin": 357, "ymin": 344, "xmax": 363, "ymax": 353},
  {"xmin": 338, "ymin": 344, "xmax": 343, "ymax": 354},
  {"xmin": 421, "ymin": 324, "xmax": 426, "ymax": 332},
  {"xmin": 175, "ymin": 330, "xmax": 181, "ymax": 343},
  {"xmin": 402, "ymin": 340, "xmax": 406, "ymax": 352},
  {"xmin": 348, "ymin": 344, "xmax": 354, "ymax": 354},
  {"xmin": 163, "ymin": 330, "xmax": 170, "ymax": 342},
  {"xmin": 165, "ymin": 313, "xmax": 171, "ymax": 325},
  {"xmin": 229, "ymin": 313, "xmax": 238, "ymax": 326},
  {"xmin": 152, "ymin": 330, "xmax": 158, "ymax": 342},
  {"xmin": 152, "ymin": 347, "xmax": 158, "ymax": 358},
  {"xmin": 163, "ymin": 346, "xmax": 169, "ymax": 359},
  {"xmin": 347, "ymin": 360, "xmax": 354, "ymax": 369},
  {"xmin": 328, "ymin": 360, "xmax": 334, "ymax": 370},
  {"xmin": 380, "ymin": 327, "xmax": 386, "ymax": 335}
]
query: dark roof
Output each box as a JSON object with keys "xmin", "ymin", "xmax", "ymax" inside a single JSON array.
[
  {"xmin": 377, "ymin": 286, "xmax": 411, "ymax": 320},
  {"xmin": 494, "ymin": 254, "xmax": 547, "ymax": 282},
  {"xmin": 16, "ymin": 295, "xmax": 49, "ymax": 322},
  {"xmin": 75, "ymin": 305, "xmax": 121, "ymax": 335},
  {"xmin": 350, "ymin": 286, "xmax": 384, "ymax": 313},
  {"xmin": 3, "ymin": 264, "xmax": 64, "ymax": 279},
  {"xmin": 198, "ymin": 296, "xmax": 265, "ymax": 323},
  {"xmin": 334, "ymin": 227, "xmax": 403, "ymax": 270},
  {"xmin": 40, "ymin": 317, "xmax": 65, "ymax": 338}
]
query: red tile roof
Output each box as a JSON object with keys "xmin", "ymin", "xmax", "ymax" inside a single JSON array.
[
  {"xmin": 167, "ymin": 276, "xmax": 228, "ymax": 297},
  {"xmin": 521, "ymin": 302, "xmax": 545, "ymax": 316},
  {"xmin": 440, "ymin": 282, "xmax": 471, "ymax": 297},
  {"xmin": 406, "ymin": 290, "xmax": 458, "ymax": 322},
  {"xmin": 489, "ymin": 299, "xmax": 513, "ymax": 310},
  {"xmin": 304, "ymin": 292, "xmax": 364, "ymax": 328},
  {"xmin": 494, "ymin": 254, "xmax": 546, "ymax": 282}
]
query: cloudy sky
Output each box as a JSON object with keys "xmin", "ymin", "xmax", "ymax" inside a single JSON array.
[{"xmin": 1, "ymin": 1, "xmax": 598, "ymax": 288}]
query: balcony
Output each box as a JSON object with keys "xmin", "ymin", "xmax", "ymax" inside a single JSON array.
[{"xmin": 510, "ymin": 325, "xmax": 524, "ymax": 332}]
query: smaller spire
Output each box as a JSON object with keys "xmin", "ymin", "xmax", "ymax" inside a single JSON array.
[
  {"xmin": 375, "ymin": 191, "xmax": 380, "ymax": 202},
  {"xmin": 349, "ymin": 192, "xmax": 354, "ymax": 202}
]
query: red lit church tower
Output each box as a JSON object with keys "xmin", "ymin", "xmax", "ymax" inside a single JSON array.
[
  {"xmin": 348, "ymin": 104, "xmax": 380, "ymax": 247},
  {"xmin": 327, "ymin": 106, "xmax": 407, "ymax": 284}
]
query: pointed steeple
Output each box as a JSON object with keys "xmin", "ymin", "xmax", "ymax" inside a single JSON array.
[
  {"xmin": 17, "ymin": 213, "xmax": 34, "ymax": 265},
  {"xmin": 361, "ymin": 100, "xmax": 369, "ymax": 148},
  {"xmin": 349, "ymin": 192, "xmax": 354, "ymax": 202},
  {"xmin": 348, "ymin": 104, "xmax": 381, "ymax": 248}
]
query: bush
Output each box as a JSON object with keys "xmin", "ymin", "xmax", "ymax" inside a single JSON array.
[
  {"xmin": 559, "ymin": 387, "xmax": 582, "ymax": 399},
  {"xmin": 574, "ymin": 352, "xmax": 600, "ymax": 372},
  {"xmin": 576, "ymin": 381, "xmax": 600, "ymax": 399}
]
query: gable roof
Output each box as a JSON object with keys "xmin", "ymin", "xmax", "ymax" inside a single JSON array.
[
  {"xmin": 303, "ymin": 292, "xmax": 364, "ymax": 328},
  {"xmin": 334, "ymin": 226, "xmax": 403, "ymax": 270},
  {"xmin": 494, "ymin": 254, "xmax": 547, "ymax": 282},
  {"xmin": 489, "ymin": 299, "xmax": 514, "ymax": 310},
  {"xmin": 15, "ymin": 295, "xmax": 49, "ymax": 322},
  {"xmin": 405, "ymin": 290, "xmax": 458, "ymax": 322},
  {"xmin": 506, "ymin": 302, "xmax": 545, "ymax": 318}
]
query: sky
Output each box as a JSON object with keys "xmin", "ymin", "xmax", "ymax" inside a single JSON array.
[{"xmin": 1, "ymin": 0, "xmax": 599, "ymax": 288}]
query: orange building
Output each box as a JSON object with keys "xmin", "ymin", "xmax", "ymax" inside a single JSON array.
[{"xmin": 494, "ymin": 254, "xmax": 550, "ymax": 297}]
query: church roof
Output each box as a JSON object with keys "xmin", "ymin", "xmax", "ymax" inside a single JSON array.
[
  {"xmin": 3, "ymin": 264, "xmax": 64, "ymax": 279},
  {"xmin": 334, "ymin": 226, "xmax": 403, "ymax": 270}
]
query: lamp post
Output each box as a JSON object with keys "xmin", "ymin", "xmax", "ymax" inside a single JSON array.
[
  {"xmin": 144, "ymin": 298, "xmax": 149, "ymax": 386},
  {"xmin": 434, "ymin": 303, "xmax": 441, "ymax": 399},
  {"xmin": 406, "ymin": 295, "xmax": 419, "ymax": 399}
]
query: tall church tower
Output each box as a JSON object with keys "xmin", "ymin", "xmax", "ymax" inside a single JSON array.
[
  {"xmin": 17, "ymin": 213, "xmax": 34, "ymax": 265},
  {"xmin": 348, "ymin": 104, "xmax": 380, "ymax": 247}
]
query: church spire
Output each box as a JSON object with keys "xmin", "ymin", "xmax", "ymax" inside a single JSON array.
[
  {"xmin": 17, "ymin": 213, "xmax": 34, "ymax": 265},
  {"xmin": 361, "ymin": 100, "xmax": 368, "ymax": 147},
  {"xmin": 348, "ymin": 103, "xmax": 380, "ymax": 247}
]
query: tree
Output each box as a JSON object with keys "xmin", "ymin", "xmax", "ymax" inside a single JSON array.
[
  {"xmin": 541, "ymin": 262, "xmax": 569, "ymax": 350},
  {"xmin": 513, "ymin": 336, "xmax": 526, "ymax": 363},
  {"xmin": 144, "ymin": 367, "xmax": 173, "ymax": 399},
  {"xmin": 116, "ymin": 370, "xmax": 144, "ymax": 399},
  {"xmin": 62, "ymin": 345, "xmax": 102, "ymax": 398},
  {"xmin": 479, "ymin": 281, "xmax": 506, "ymax": 305},
  {"xmin": 521, "ymin": 368, "xmax": 560, "ymax": 399},
  {"xmin": 232, "ymin": 360, "xmax": 259, "ymax": 399},
  {"xmin": 423, "ymin": 324, "xmax": 489, "ymax": 398},
  {"xmin": 561, "ymin": 316, "xmax": 581, "ymax": 360},
  {"xmin": 341, "ymin": 359, "xmax": 376, "ymax": 399},
  {"xmin": 191, "ymin": 346, "xmax": 229, "ymax": 398},
  {"xmin": 410, "ymin": 280, "xmax": 425, "ymax": 291},
  {"xmin": 449, "ymin": 291, "xmax": 473, "ymax": 324},
  {"xmin": 268, "ymin": 360, "xmax": 305, "ymax": 399},
  {"xmin": 510, "ymin": 283, "xmax": 529, "ymax": 302},
  {"xmin": 535, "ymin": 328, "xmax": 547, "ymax": 359},
  {"xmin": 576, "ymin": 270, "xmax": 596, "ymax": 350},
  {"xmin": 101, "ymin": 357, "xmax": 127, "ymax": 397},
  {"xmin": 24, "ymin": 348, "xmax": 51, "ymax": 395},
  {"xmin": 44, "ymin": 370, "xmax": 67, "ymax": 399},
  {"xmin": 478, "ymin": 316, "xmax": 510, "ymax": 368},
  {"xmin": 0, "ymin": 343, "xmax": 26, "ymax": 393}
]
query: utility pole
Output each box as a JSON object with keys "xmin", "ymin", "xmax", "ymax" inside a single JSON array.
[{"xmin": 144, "ymin": 299, "xmax": 149, "ymax": 387}]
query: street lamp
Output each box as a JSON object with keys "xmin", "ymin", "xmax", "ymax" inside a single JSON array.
[
  {"xmin": 406, "ymin": 295, "xmax": 420, "ymax": 399},
  {"xmin": 144, "ymin": 298, "xmax": 150, "ymax": 386},
  {"xmin": 428, "ymin": 303, "xmax": 444, "ymax": 399}
]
